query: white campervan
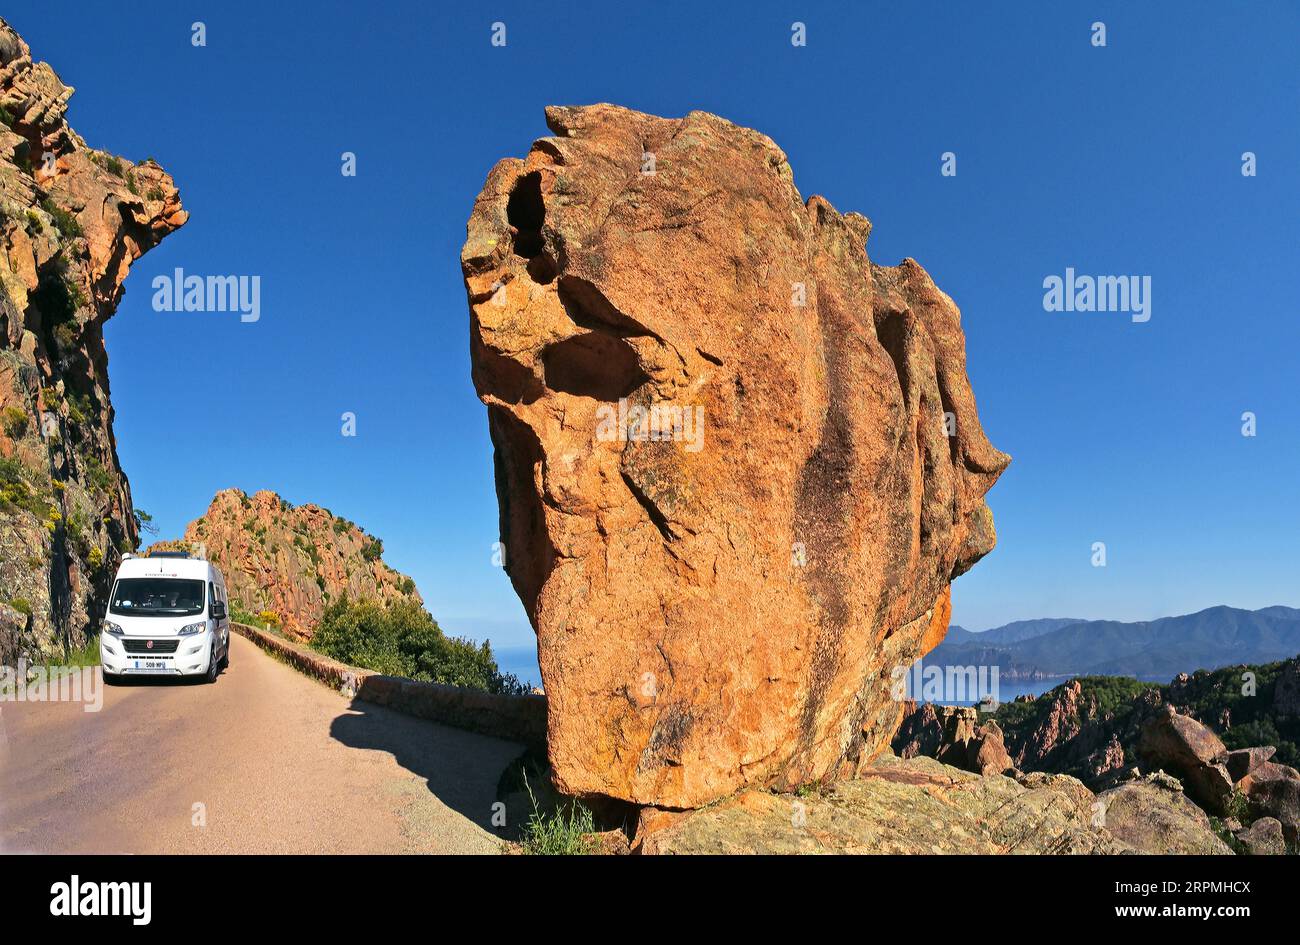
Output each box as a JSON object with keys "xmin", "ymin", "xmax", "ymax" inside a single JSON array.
[{"xmin": 99, "ymin": 552, "xmax": 231, "ymax": 682}]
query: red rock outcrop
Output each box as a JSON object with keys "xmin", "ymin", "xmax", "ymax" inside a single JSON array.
[
  {"xmin": 0, "ymin": 17, "xmax": 185, "ymax": 659},
  {"xmin": 892, "ymin": 702, "xmax": 1011, "ymax": 776},
  {"xmin": 1137, "ymin": 705, "xmax": 1234, "ymax": 814},
  {"xmin": 155, "ymin": 489, "xmax": 420, "ymax": 639},
  {"xmin": 463, "ymin": 105, "xmax": 1008, "ymax": 808}
]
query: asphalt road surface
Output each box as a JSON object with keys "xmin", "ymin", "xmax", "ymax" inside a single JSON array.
[{"xmin": 0, "ymin": 634, "xmax": 524, "ymax": 853}]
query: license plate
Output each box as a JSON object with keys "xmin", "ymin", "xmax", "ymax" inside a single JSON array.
[{"xmin": 130, "ymin": 660, "xmax": 171, "ymax": 673}]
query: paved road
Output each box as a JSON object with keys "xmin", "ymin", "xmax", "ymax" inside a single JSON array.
[{"xmin": 0, "ymin": 634, "xmax": 524, "ymax": 853}]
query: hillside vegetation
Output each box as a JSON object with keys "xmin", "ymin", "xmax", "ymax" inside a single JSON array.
[{"xmin": 310, "ymin": 595, "xmax": 527, "ymax": 696}]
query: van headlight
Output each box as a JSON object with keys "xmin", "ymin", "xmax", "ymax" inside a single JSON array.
[
  {"xmin": 102, "ymin": 620, "xmax": 124, "ymax": 636},
  {"xmin": 178, "ymin": 621, "xmax": 207, "ymax": 636}
]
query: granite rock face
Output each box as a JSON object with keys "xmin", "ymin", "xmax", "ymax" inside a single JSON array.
[
  {"xmin": 463, "ymin": 105, "xmax": 1008, "ymax": 807},
  {"xmin": 893, "ymin": 702, "xmax": 1011, "ymax": 776},
  {"xmin": 1137, "ymin": 704, "xmax": 1234, "ymax": 815},
  {"xmin": 637, "ymin": 754, "xmax": 1127, "ymax": 855},
  {"xmin": 159, "ymin": 489, "xmax": 420, "ymax": 639},
  {"xmin": 0, "ymin": 17, "xmax": 185, "ymax": 659},
  {"xmin": 1094, "ymin": 776, "xmax": 1234, "ymax": 856}
]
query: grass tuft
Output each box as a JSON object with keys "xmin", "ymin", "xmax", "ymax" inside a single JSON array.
[{"xmin": 518, "ymin": 776, "xmax": 595, "ymax": 855}]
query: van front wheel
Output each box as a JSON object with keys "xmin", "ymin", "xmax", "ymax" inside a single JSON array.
[{"xmin": 205, "ymin": 644, "xmax": 219, "ymax": 684}]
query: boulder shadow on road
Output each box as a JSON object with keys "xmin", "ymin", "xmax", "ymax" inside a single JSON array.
[{"xmin": 328, "ymin": 698, "xmax": 525, "ymax": 835}]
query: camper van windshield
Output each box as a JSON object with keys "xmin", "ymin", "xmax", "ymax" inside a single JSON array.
[{"xmin": 110, "ymin": 578, "xmax": 206, "ymax": 617}]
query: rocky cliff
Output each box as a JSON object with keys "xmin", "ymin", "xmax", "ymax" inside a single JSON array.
[
  {"xmin": 894, "ymin": 658, "xmax": 1300, "ymax": 852},
  {"xmin": 463, "ymin": 104, "xmax": 1008, "ymax": 808},
  {"xmin": 0, "ymin": 18, "xmax": 185, "ymax": 662},
  {"xmin": 160, "ymin": 488, "xmax": 419, "ymax": 639}
]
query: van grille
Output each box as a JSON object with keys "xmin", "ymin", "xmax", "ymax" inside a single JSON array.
[{"xmin": 122, "ymin": 639, "xmax": 180, "ymax": 654}]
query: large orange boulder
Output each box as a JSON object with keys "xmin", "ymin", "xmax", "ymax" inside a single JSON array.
[{"xmin": 462, "ymin": 105, "xmax": 1009, "ymax": 808}]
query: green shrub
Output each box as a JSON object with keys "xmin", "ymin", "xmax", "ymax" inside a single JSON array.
[
  {"xmin": 311, "ymin": 595, "xmax": 526, "ymax": 695},
  {"xmin": 230, "ymin": 603, "xmax": 268, "ymax": 630},
  {"xmin": 66, "ymin": 392, "xmax": 94, "ymax": 425},
  {"xmin": 82, "ymin": 455, "xmax": 114, "ymax": 494},
  {"xmin": 0, "ymin": 105, "xmax": 14, "ymax": 126},
  {"xmin": 67, "ymin": 507, "xmax": 92, "ymax": 557},
  {"xmin": 25, "ymin": 209, "xmax": 43, "ymax": 233},
  {"xmin": 9, "ymin": 598, "xmax": 32, "ymax": 616},
  {"xmin": 39, "ymin": 198, "xmax": 83, "ymax": 240},
  {"xmin": 133, "ymin": 507, "xmax": 158, "ymax": 538},
  {"xmin": 361, "ymin": 537, "xmax": 383, "ymax": 561},
  {"xmin": 105, "ymin": 155, "xmax": 124, "ymax": 176},
  {"xmin": 1223, "ymin": 790, "xmax": 1251, "ymax": 823},
  {"xmin": 32, "ymin": 269, "xmax": 85, "ymax": 327},
  {"xmin": 0, "ymin": 456, "xmax": 55, "ymax": 519},
  {"xmin": 55, "ymin": 322, "xmax": 78, "ymax": 354},
  {"xmin": 145, "ymin": 186, "xmax": 164, "ymax": 201},
  {"xmin": 2, "ymin": 405, "xmax": 28, "ymax": 439}
]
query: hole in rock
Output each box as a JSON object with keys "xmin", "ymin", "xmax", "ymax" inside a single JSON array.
[
  {"xmin": 526, "ymin": 252, "xmax": 557, "ymax": 284},
  {"xmin": 557, "ymin": 275, "xmax": 654, "ymax": 337},
  {"xmin": 507, "ymin": 172, "xmax": 546, "ymax": 259},
  {"xmin": 542, "ymin": 331, "xmax": 648, "ymax": 401},
  {"xmin": 874, "ymin": 310, "xmax": 911, "ymax": 405}
]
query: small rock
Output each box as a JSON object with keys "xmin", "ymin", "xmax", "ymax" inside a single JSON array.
[
  {"xmin": 1146, "ymin": 770, "xmax": 1184, "ymax": 793},
  {"xmin": 1137, "ymin": 706, "xmax": 1232, "ymax": 813},
  {"xmin": 1245, "ymin": 777, "xmax": 1300, "ymax": 844},
  {"xmin": 586, "ymin": 829, "xmax": 631, "ymax": 855},
  {"xmin": 1226, "ymin": 746, "xmax": 1276, "ymax": 783},
  {"xmin": 1095, "ymin": 781, "xmax": 1233, "ymax": 855},
  {"xmin": 1237, "ymin": 817, "xmax": 1286, "ymax": 856}
]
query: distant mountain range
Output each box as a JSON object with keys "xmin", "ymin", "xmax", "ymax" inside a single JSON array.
[{"xmin": 932, "ymin": 606, "xmax": 1300, "ymax": 681}]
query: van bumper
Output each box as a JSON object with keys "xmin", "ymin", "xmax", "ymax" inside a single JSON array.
[{"xmin": 101, "ymin": 631, "xmax": 214, "ymax": 677}]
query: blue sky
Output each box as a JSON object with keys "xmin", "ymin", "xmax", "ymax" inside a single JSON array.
[{"xmin": 13, "ymin": 1, "xmax": 1299, "ymax": 647}]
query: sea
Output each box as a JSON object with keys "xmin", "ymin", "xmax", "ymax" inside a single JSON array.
[
  {"xmin": 494, "ymin": 644, "xmax": 543, "ymax": 690},
  {"xmin": 490, "ymin": 653, "xmax": 1162, "ymax": 706},
  {"xmin": 494, "ymin": 652, "xmax": 1090, "ymax": 704},
  {"xmin": 933, "ymin": 675, "xmax": 1075, "ymax": 707}
]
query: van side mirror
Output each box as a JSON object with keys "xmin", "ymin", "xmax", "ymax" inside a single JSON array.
[{"xmin": 211, "ymin": 601, "xmax": 226, "ymax": 620}]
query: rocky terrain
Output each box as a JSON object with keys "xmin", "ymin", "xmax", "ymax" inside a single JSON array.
[
  {"xmin": 636, "ymin": 753, "xmax": 1229, "ymax": 855},
  {"xmin": 0, "ymin": 18, "xmax": 185, "ymax": 663},
  {"xmin": 892, "ymin": 656, "xmax": 1300, "ymax": 853},
  {"xmin": 156, "ymin": 488, "xmax": 419, "ymax": 639},
  {"xmin": 463, "ymin": 104, "xmax": 1008, "ymax": 809}
]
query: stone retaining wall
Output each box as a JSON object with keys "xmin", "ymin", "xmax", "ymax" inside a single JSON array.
[{"xmin": 232, "ymin": 622, "xmax": 547, "ymax": 750}]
